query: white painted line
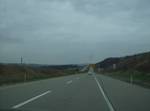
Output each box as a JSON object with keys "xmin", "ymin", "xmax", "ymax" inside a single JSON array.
[
  {"xmin": 76, "ymin": 77, "xmax": 80, "ymax": 80},
  {"xmin": 93, "ymin": 75, "xmax": 115, "ymax": 111},
  {"xmin": 12, "ymin": 90, "xmax": 51, "ymax": 109},
  {"xmin": 66, "ymin": 80, "xmax": 72, "ymax": 84}
]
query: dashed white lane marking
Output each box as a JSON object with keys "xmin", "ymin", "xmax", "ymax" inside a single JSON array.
[
  {"xmin": 76, "ymin": 77, "xmax": 80, "ymax": 80},
  {"xmin": 12, "ymin": 90, "xmax": 52, "ymax": 109},
  {"xmin": 66, "ymin": 80, "xmax": 73, "ymax": 84},
  {"xmin": 93, "ymin": 74, "xmax": 115, "ymax": 111}
]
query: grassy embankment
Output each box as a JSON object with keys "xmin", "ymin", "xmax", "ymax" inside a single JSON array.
[
  {"xmin": 96, "ymin": 51, "xmax": 150, "ymax": 88},
  {"xmin": 0, "ymin": 64, "xmax": 81, "ymax": 86},
  {"xmin": 100, "ymin": 70, "xmax": 150, "ymax": 88}
]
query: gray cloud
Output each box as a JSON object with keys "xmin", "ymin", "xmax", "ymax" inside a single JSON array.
[{"xmin": 0, "ymin": 0, "xmax": 150, "ymax": 64}]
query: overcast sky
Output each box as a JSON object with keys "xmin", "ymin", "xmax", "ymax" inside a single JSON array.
[{"xmin": 0, "ymin": 0, "xmax": 150, "ymax": 64}]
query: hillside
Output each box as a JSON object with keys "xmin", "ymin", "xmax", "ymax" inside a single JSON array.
[
  {"xmin": 96, "ymin": 52, "xmax": 150, "ymax": 73},
  {"xmin": 96, "ymin": 51, "xmax": 150, "ymax": 88}
]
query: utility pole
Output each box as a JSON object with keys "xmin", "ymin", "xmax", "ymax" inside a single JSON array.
[{"xmin": 21, "ymin": 57, "xmax": 23, "ymax": 64}]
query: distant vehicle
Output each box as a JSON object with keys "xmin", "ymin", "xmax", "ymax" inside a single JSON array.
[
  {"xmin": 88, "ymin": 66, "xmax": 94, "ymax": 75},
  {"xmin": 88, "ymin": 71, "xmax": 92, "ymax": 75}
]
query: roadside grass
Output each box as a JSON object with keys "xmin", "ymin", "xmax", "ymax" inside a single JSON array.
[
  {"xmin": 98, "ymin": 70, "xmax": 150, "ymax": 89},
  {"xmin": 0, "ymin": 68, "xmax": 81, "ymax": 87}
]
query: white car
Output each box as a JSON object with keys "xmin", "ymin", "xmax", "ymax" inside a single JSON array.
[{"xmin": 88, "ymin": 72, "xmax": 92, "ymax": 75}]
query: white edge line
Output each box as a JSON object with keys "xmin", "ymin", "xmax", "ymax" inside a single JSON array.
[
  {"xmin": 12, "ymin": 90, "xmax": 51, "ymax": 109},
  {"xmin": 94, "ymin": 74, "xmax": 115, "ymax": 111},
  {"xmin": 66, "ymin": 80, "xmax": 73, "ymax": 84}
]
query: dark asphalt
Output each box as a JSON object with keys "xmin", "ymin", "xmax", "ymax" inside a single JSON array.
[{"xmin": 0, "ymin": 73, "xmax": 150, "ymax": 111}]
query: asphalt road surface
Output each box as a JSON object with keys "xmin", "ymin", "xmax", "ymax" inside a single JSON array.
[{"xmin": 0, "ymin": 73, "xmax": 150, "ymax": 111}]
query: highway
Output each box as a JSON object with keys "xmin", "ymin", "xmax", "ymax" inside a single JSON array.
[{"xmin": 0, "ymin": 73, "xmax": 150, "ymax": 111}]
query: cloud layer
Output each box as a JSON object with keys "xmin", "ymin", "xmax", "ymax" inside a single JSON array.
[{"xmin": 0, "ymin": 0, "xmax": 150, "ymax": 64}]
